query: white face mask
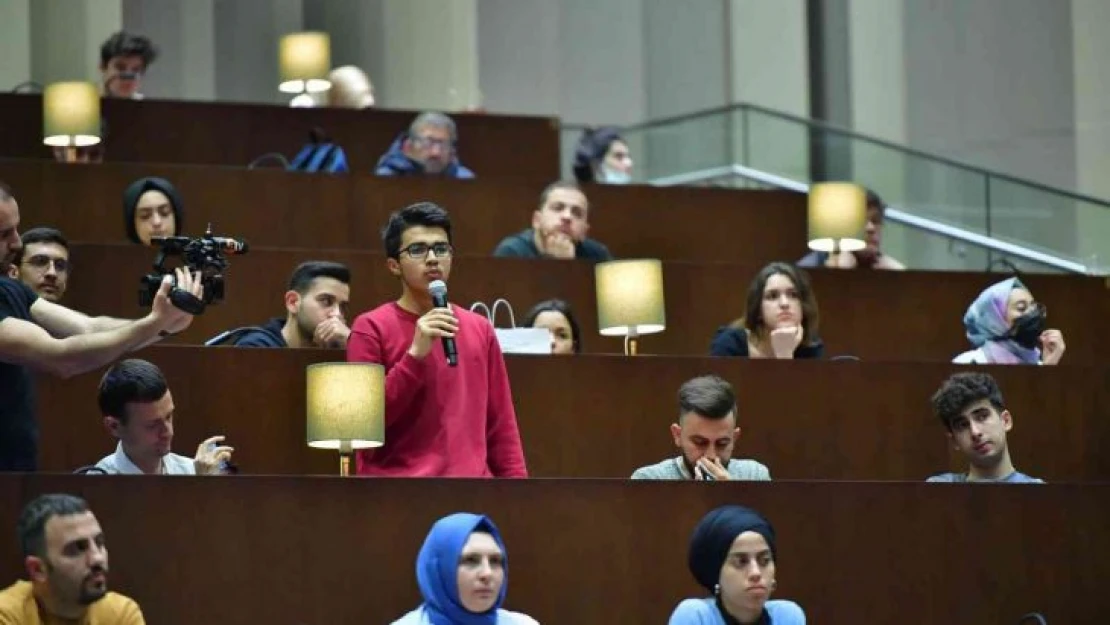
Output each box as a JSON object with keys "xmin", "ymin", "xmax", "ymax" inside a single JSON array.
[{"xmin": 598, "ymin": 165, "xmax": 632, "ymax": 185}]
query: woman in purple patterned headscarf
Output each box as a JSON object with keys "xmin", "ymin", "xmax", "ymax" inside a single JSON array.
[{"xmin": 953, "ymin": 277, "xmax": 1066, "ymax": 365}]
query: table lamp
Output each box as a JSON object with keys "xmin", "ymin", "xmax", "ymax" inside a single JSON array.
[
  {"xmin": 807, "ymin": 182, "xmax": 867, "ymax": 254},
  {"xmin": 595, "ymin": 259, "xmax": 666, "ymax": 355},
  {"xmin": 42, "ymin": 82, "xmax": 101, "ymax": 163},
  {"xmin": 306, "ymin": 362, "xmax": 384, "ymax": 476},
  {"xmin": 279, "ymin": 32, "xmax": 332, "ymax": 96}
]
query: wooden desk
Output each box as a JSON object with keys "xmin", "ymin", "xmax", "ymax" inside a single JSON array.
[
  {"xmin": 0, "ymin": 476, "xmax": 1106, "ymax": 625},
  {"xmin": 0, "ymin": 94, "xmax": 559, "ymax": 179},
  {"xmin": 0, "ymin": 159, "xmax": 807, "ymax": 264},
  {"xmin": 34, "ymin": 349, "xmax": 1110, "ymax": 482},
  {"xmin": 58, "ymin": 244, "xmax": 1109, "ymax": 364}
]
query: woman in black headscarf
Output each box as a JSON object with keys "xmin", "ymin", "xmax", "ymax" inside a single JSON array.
[
  {"xmin": 122, "ymin": 177, "xmax": 185, "ymax": 245},
  {"xmin": 668, "ymin": 505, "xmax": 806, "ymax": 624}
]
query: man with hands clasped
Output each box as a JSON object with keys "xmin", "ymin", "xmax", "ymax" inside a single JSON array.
[
  {"xmin": 632, "ymin": 375, "xmax": 770, "ymax": 481},
  {"xmin": 492, "ymin": 181, "xmax": 612, "ymax": 262}
]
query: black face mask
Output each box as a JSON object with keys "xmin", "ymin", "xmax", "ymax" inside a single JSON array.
[{"xmin": 1009, "ymin": 304, "xmax": 1047, "ymax": 349}]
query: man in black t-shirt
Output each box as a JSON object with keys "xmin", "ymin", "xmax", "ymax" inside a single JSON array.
[{"xmin": 0, "ymin": 182, "xmax": 200, "ymax": 471}]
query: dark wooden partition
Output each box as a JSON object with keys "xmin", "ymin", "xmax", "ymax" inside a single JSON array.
[
  {"xmin": 59, "ymin": 244, "xmax": 1109, "ymax": 363},
  {"xmin": 0, "ymin": 159, "xmax": 807, "ymax": 264},
  {"xmin": 0, "ymin": 94, "xmax": 559, "ymax": 178},
  {"xmin": 35, "ymin": 348, "xmax": 1110, "ymax": 481},
  {"xmin": 0, "ymin": 476, "xmax": 1106, "ymax": 625}
]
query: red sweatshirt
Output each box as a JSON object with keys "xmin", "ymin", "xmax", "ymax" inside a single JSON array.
[{"xmin": 346, "ymin": 302, "xmax": 528, "ymax": 477}]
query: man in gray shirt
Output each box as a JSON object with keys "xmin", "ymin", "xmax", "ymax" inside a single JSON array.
[
  {"xmin": 926, "ymin": 372, "xmax": 1043, "ymax": 484},
  {"xmin": 631, "ymin": 374, "xmax": 770, "ymax": 481}
]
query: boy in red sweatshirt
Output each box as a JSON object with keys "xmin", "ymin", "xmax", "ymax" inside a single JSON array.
[{"xmin": 346, "ymin": 202, "xmax": 528, "ymax": 477}]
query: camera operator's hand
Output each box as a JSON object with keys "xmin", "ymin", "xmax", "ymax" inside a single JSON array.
[
  {"xmin": 314, "ymin": 317, "xmax": 351, "ymax": 349},
  {"xmin": 151, "ymin": 268, "xmax": 203, "ymax": 334}
]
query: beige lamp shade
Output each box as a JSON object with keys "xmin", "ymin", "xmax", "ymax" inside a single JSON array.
[
  {"xmin": 306, "ymin": 362, "xmax": 384, "ymax": 451},
  {"xmin": 279, "ymin": 32, "xmax": 332, "ymax": 94},
  {"xmin": 807, "ymin": 182, "xmax": 868, "ymax": 253},
  {"xmin": 595, "ymin": 259, "xmax": 666, "ymax": 336},
  {"xmin": 42, "ymin": 82, "xmax": 101, "ymax": 147}
]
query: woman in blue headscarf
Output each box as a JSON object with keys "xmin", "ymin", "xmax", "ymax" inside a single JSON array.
[
  {"xmin": 669, "ymin": 505, "xmax": 805, "ymax": 625},
  {"xmin": 953, "ymin": 277, "xmax": 1065, "ymax": 365},
  {"xmin": 391, "ymin": 513, "xmax": 539, "ymax": 625}
]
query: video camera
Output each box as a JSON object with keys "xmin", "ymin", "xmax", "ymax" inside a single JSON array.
[{"xmin": 139, "ymin": 224, "xmax": 249, "ymax": 315}]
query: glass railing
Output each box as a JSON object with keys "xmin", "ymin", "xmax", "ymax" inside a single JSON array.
[{"xmin": 561, "ymin": 104, "xmax": 1110, "ymax": 275}]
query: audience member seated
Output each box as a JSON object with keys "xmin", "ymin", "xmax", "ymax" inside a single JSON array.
[
  {"xmin": 669, "ymin": 505, "xmax": 806, "ymax": 625},
  {"xmin": 926, "ymin": 372, "xmax": 1043, "ymax": 484},
  {"xmin": 521, "ymin": 299, "xmax": 581, "ymax": 355},
  {"xmin": 710, "ymin": 262, "xmax": 823, "ymax": 360},
  {"xmin": 99, "ymin": 31, "xmax": 158, "ymax": 100},
  {"xmin": 797, "ymin": 188, "xmax": 905, "ymax": 271},
  {"xmin": 122, "ymin": 177, "xmax": 184, "ymax": 246},
  {"xmin": 491, "ymin": 181, "xmax": 612, "ymax": 261},
  {"xmin": 347, "ymin": 203, "xmax": 527, "ymax": 477},
  {"xmin": 209, "ymin": 261, "xmax": 351, "ymax": 349},
  {"xmin": 953, "ymin": 276, "xmax": 1065, "ymax": 365},
  {"xmin": 0, "ymin": 494, "xmax": 145, "ymax": 624},
  {"xmin": 0, "ymin": 182, "xmax": 200, "ymax": 472},
  {"xmin": 6, "ymin": 228, "xmax": 69, "ymax": 303},
  {"xmin": 571, "ymin": 127, "xmax": 633, "ymax": 185},
  {"xmin": 632, "ymin": 375, "xmax": 770, "ymax": 481},
  {"xmin": 390, "ymin": 512, "xmax": 538, "ymax": 625},
  {"xmin": 375, "ymin": 112, "xmax": 475, "ymax": 179},
  {"xmin": 94, "ymin": 359, "xmax": 233, "ymax": 475},
  {"xmin": 327, "ymin": 65, "xmax": 375, "ymax": 108}
]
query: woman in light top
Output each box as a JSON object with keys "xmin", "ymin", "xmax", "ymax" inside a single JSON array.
[
  {"xmin": 669, "ymin": 505, "xmax": 805, "ymax": 624},
  {"xmin": 391, "ymin": 512, "xmax": 539, "ymax": 625},
  {"xmin": 953, "ymin": 277, "xmax": 1065, "ymax": 365},
  {"xmin": 710, "ymin": 263, "xmax": 823, "ymax": 360}
]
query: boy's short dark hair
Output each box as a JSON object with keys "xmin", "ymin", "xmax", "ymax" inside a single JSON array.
[
  {"xmin": 931, "ymin": 372, "xmax": 1006, "ymax": 431},
  {"xmin": 97, "ymin": 359, "xmax": 169, "ymax": 424},
  {"xmin": 678, "ymin": 375, "xmax": 737, "ymax": 421},
  {"xmin": 381, "ymin": 202, "xmax": 453, "ymax": 259},
  {"xmin": 99, "ymin": 31, "xmax": 158, "ymax": 68},
  {"xmin": 11, "ymin": 227, "xmax": 68, "ymax": 267},
  {"xmin": 287, "ymin": 261, "xmax": 351, "ymax": 294},
  {"xmin": 17, "ymin": 494, "xmax": 90, "ymax": 559}
]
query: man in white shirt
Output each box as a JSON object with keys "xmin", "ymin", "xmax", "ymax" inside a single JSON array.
[{"xmin": 94, "ymin": 359, "xmax": 232, "ymax": 475}]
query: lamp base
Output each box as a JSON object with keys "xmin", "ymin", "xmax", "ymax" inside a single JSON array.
[
  {"xmin": 339, "ymin": 453, "xmax": 351, "ymax": 477},
  {"xmin": 623, "ymin": 334, "xmax": 640, "ymax": 356}
]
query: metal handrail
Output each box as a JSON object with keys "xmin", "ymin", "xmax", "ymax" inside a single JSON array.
[
  {"xmin": 615, "ymin": 102, "xmax": 1110, "ymax": 209},
  {"xmin": 649, "ymin": 164, "xmax": 1095, "ymax": 275}
]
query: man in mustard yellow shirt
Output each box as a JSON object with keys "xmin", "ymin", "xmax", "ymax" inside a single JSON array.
[{"xmin": 0, "ymin": 494, "xmax": 143, "ymax": 624}]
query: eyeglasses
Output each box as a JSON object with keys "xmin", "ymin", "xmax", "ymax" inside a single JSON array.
[
  {"xmin": 411, "ymin": 135, "xmax": 454, "ymax": 150},
  {"xmin": 23, "ymin": 255, "xmax": 69, "ymax": 272},
  {"xmin": 400, "ymin": 242, "xmax": 454, "ymax": 260}
]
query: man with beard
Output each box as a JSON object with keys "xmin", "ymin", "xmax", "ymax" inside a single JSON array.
[
  {"xmin": 7, "ymin": 228, "xmax": 70, "ymax": 303},
  {"xmin": 492, "ymin": 181, "xmax": 612, "ymax": 261},
  {"xmin": 927, "ymin": 372, "xmax": 1043, "ymax": 483},
  {"xmin": 211, "ymin": 261, "xmax": 351, "ymax": 348},
  {"xmin": 631, "ymin": 375, "xmax": 770, "ymax": 481},
  {"xmin": 0, "ymin": 493, "xmax": 144, "ymax": 623}
]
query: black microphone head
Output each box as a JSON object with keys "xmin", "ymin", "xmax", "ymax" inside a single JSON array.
[{"xmin": 428, "ymin": 280, "xmax": 447, "ymax": 299}]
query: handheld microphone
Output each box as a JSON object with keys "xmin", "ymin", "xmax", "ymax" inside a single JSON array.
[{"xmin": 427, "ymin": 280, "xmax": 458, "ymax": 367}]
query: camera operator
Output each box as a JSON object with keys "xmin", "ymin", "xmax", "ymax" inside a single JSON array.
[{"xmin": 0, "ymin": 182, "xmax": 202, "ymax": 472}]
